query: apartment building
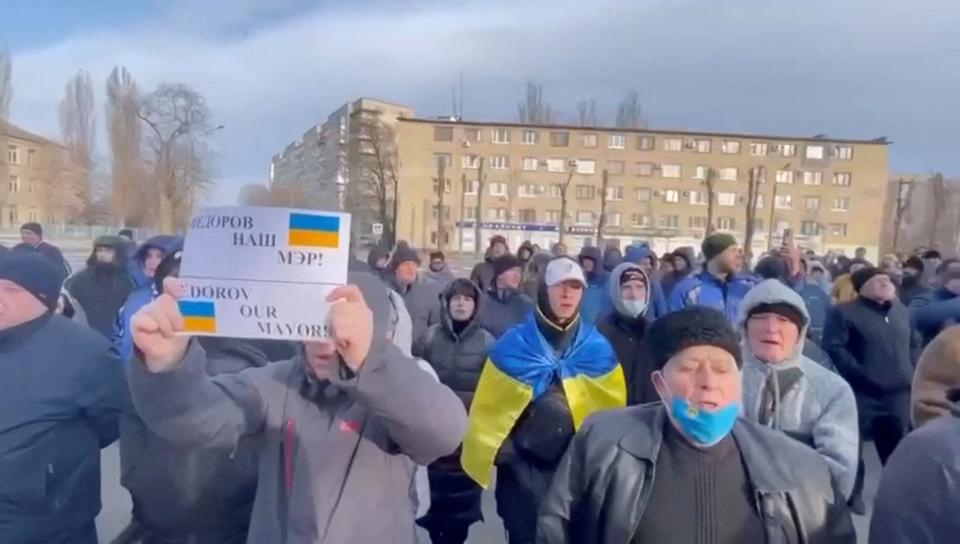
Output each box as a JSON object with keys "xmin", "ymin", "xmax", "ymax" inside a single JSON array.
[
  {"xmin": 394, "ymin": 118, "xmax": 889, "ymax": 260},
  {"xmin": 269, "ymin": 98, "xmax": 413, "ymax": 240},
  {"xmin": 1, "ymin": 121, "xmax": 72, "ymax": 229}
]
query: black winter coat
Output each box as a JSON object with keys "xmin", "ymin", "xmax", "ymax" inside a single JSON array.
[
  {"xmin": 536, "ymin": 404, "xmax": 856, "ymax": 544},
  {"xmin": 418, "ymin": 309, "xmax": 495, "ymax": 408},
  {"xmin": 477, "ymin": 289, "xmax": 534, "ymax": 339},
  {"xmin": 823, "ymin": 298, "xmax": 920, "ymax": 398},
  {"xmin": 120, "ymin": 337, "xmax": 270, "ymax": 542},
  {"xmin": 596, "ymin": 312, "xmax": 655, "ymax": 406},
  {"xmin": 0, "ymin": 314, "xmax": 125, "ymax": 543}
]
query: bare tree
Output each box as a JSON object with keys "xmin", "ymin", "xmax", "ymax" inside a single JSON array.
[
  {"xmin": 517, "ymin": 81, "xmax": 554, "ymax": 125},
  {"xmin": 703, "ymin": 168, "xmax": 717, "ymax": 235},
  {"xmin": 615, "ymin": 89, "xmax": 647, "ymax": 129},
  {"xmin": 0, "ymin": 45, "xmax": 10, "ymax": 122},
  {"xmin": 473, "ymin": 158, "xmax": 485, "ymax": 259},
  {"xmin": 137, "ymin": 83, "xmax": 215, "ymax": 232},
  {"xmin": 576, "ymin": 98, "xmax": 598, "ymax": 127},
  {"xmin": 596, "ymin": 169, "xmax": 609, "ymax": 245},
  {"xmin": 929, "ymin": 172, "xmax": 946, "ymax": 248},
  {"xmin": 59, "ymin": 70, "xmax": 97, "ymax": 222},
  {"xmin": 557, "ymin": 162, "xmax": 576, "ymax": 245},
  {"xmin": 345, "ymin": 115, "xmax": 399, "ymax": 246},
  {"xmin": 105, "ymin": 67, "xmax": 144, "ymax": 227},
  {"xmin": 743, "ymin": 167, "xmax": 764, "ymax": 266},
  {"xmin": 434, "ymin": 158, "xmax": 448, "ymax": 250},
  {"xmin": 892, "ymin": 177, "xmax": 914, "ymax": 252}
]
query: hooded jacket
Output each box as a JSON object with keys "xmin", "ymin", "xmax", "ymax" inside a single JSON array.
[
  {"xmin": 668, "ymin": 269, "xmax": 752, "ymax": 323},
  {"xmin": 471, "ymin": 240, "xmax": 509, "ymax": 289},
  {"xmin": 602, "ymin": 247, "xmax": 623, "ymax": 273},
  {"xmin": 418, "ymin": 279, "xmax": 496, "ymax": 408},
  {"xmin": 521, "ymin": 252, "xmax": 552, "ymax": 300},
  {"xmin": 739, "ymin": 280, "xmax": 859, "ymax": 499},
  {"xmin": 910, "ymin": 286, "xmax": 960, "ymax": 346},
  {"xmin": 911, "ymin": 325, "xmax": 960, "ymax": 427},
  {"xmin": 596, "ymin": 262, "xmax": 656, "ymax": 405},
  {"xmin": 128, "ymin": 271, "xmax": 467, "ymax": 544},
  {"xmin": 578, "ymin": 246, "xmax": 612, "ymax": 323},
  {"xmin": 66, "ymin": 235, "xmax": 134, "ymax": 338},
  {"xmin": 476, "ymin": 286, "xmax": 535, "ymax": 339},
  {"xmin": 661, "ymin": 249, "xmax": 694, "ymax": 297},
  {"xmin": 868, "ymin": 390, "xmax": 960, "ymax": 544},
  {"xmin": 517, "ymin": 241, "xmax": 535, "ymax": 263},
  {"xmin": 621, "ymin": 245, "xmax": 669, "ymax": 319},
  {"xmin": 537, "ymin": 404, "xmax": 856, "ymax": 544}
]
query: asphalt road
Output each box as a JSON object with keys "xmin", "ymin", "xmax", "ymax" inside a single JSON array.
[{"xmin": 96, "ymin": 440, "xmax": 882, "ymax": 543}]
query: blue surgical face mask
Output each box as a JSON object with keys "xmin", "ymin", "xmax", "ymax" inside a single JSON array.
[
  {"xmin": 621, "ymin": 299, "xmax": 647, "ymax": 318},
  {"xmin": 655, "ymin": 372, "xmax": 739, "ymax": 447}
]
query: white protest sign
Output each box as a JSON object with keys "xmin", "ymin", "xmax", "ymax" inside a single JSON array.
[
  {"xmin": 180, "ymin": 206, "xmax": 351, "ymax": 285},
  {"xmin": 177, "ymin": 277, "xmax": 336, "ymax": 341},
  {"xmin": 178, "ymin": 205, "xmax": 352, "ymax": 341}
]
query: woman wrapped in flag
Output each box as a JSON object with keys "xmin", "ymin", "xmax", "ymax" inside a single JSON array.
[{"xmin": 461, "ymin": 256, "xmax": 626, "ymax": 543}]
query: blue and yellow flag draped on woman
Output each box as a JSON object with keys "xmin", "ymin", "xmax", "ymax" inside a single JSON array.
[{"xmin": 461, "ymin": 313, "xmax": 626, "ymax": 488}]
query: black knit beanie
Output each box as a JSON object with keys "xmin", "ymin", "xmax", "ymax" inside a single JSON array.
[
  {"xmin": 701, "ymin": 233, "xmax": 737, "ymax": 261},
  {"xmin": 647, "ymin": 306, "xmax": 742, "ymax": 370},
  {"xmin": 0, "ymin": 251, "xmax": 64, "ymax": 310},
  {"xmin": 747, "ymin": 302, "xmax": 806, "ymax": 333},
  {"xmin": 389, "ymin": 245, "xmax": 421, "ymax": 271},
  {"xmin": 493, "ymin": 255, "xmax": 524, "ymax": 279},
  {"xmin": 904, "ymin": 256, "xmax": 924, "ymax": 274},
  {"xmin": 851, "ymin": 267, "xmax": 886, "ymax": 293},
  {"xmin": 20, "ymin": 222, "xmax": 42, "ymax": 238}
]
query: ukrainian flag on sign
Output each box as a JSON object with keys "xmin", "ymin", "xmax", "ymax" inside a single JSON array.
[
  {"xmin": 461, "ymin": 312, "xmax": 625, "ymax": 489},
  {"xmin": 179, "ymin": 300, "xmax": 216, "ymax": 333},
  {"xmin": 288, "ymin": 213, "xmax": 340, "ymax": 248}
]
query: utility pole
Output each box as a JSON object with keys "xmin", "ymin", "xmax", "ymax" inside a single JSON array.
[
  {"xmin": 596, "ymin": 169, "xmax": 609, "ymax": 246},
  {"xmin": 474, "ymin": 158, "xmax": 485, "ymax": 259},
  {"xmin": 435, "ymin": 158, "xmax": 447, "ymax": 251},
  {"xmin": 892, "ymin": 177, "xmax": 912, "ymax": 253},
  {"xmin": 459, "ymin": 173, "xmax": 467, "ymax": 253},
  {"xmin": 704, "ymin": 167, "xmax": 717, "ymax": 235},
  {"xmin": 743, "ymin": 166, "xmax": 763, "ymax": 267},
  {"xmin": 558, "ymin": 162, "xmax": 577, "ymax": 246}
]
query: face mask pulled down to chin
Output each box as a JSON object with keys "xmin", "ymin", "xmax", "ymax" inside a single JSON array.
[{"xmin": 655, "ymin": 371, "xmax": 739, "ymax": 447}]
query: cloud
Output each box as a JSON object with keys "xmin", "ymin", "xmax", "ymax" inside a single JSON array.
[{"xmin": 8, "ymin": 0, "xmax": 960, "ymax": 206}]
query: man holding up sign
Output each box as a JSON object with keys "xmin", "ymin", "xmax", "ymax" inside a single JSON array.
[{"xmin": 127, "ymin": 208, "xmax": 468, "ymax": 543}]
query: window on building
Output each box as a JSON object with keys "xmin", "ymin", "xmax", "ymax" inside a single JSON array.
[
  {"xmin": 7, "ymin": 145, "xmax": 21, "ymax": 165},
  {"xmin": 801, "ymin": 221, "xmax": 821, "ymax": 236},
  {"xmin": 694, "ymin": 139, "xmax": 712, "ymax": 153},
  {"xmin": 689, "ymin": 216, "xmax": 708, "ymax": 229},
  {"xmin": 833, "ymin": 172, "xmax": 852, "ymax": 186},
  {"xmin": 577, "ymin": 159, "xmax": 596, "ymax": 175},
  {"xmin": 432, "ymin": 153, "xmax": 452, "ymax": 168},
  {"xmin": 432, "ymin": 178, "xmax": 452, "ymax": 194},
  {"xmin": 717, "ymin": 192, "xmax": 737, "ymax": 206},
  {"xmin": 806, "ymin": 145, "xmax": 825, "ymax": 160},
  {"xmin": 517, "ymin": 184, "xmax": 538, "ymax": 198},
  {"xmin": 26, "ymin": 149, "xmax": 36, "ymax": 166},
  {"xmin": 775, "ymin": 194, "xmax": 794, "ymax": 209},
  {"xmin": 580, "ymin": 133, "xmax": 598, "ymax": 148},
  {"xmin": 490, "ymin": 155, "xmax": 510, "ymax": 170},
  {"xmin": 546, "ymin": 158, "xmax": 566, "ymax": 172},
  {"xmin": 693, "ymin": 165, "xmax": 709, "ymax": 180},
  {"xmin": 719, "ymin": 167, "xmax": 738, "ymax": 181},
  {"xmin": 464, "ymin": 128, "xmax": 482, "ymax": 143},
  {"xmin": 776, "ymin": 170, "xmax": 794, "ymax": 184},
  {"xmin": 430, "ymin": 230, "xmax": 451, "ymax": 246},
  {"xmin": 606, "ymin": 186, "xmax": 624, "ymax": 200},
  {"xmin": 488, "ymin": 182, "xmax": 508, "ymax": 196},
  {"xmin": 832, "ymin": 197, "xmax": 851, "ymax": 211},
  {"xmin": 717, "ymin": 217, "xmax": 736, "ymax": 230},
  {"xmin": 8, "ymin": 207, "xmax": 18, "ymax": 225},
  {"xmin": 636, "ymin": 162, "xmax": 655, "ymax": 177},
  {"xmin": 664, "ymin": 138, "xmax": 683, "ymax": 152},
  {"xmin": 464, "ymin": 179, "xmax": 479, "ymax": 195},
  {"xmin": 721, "ymin": 140, "xmax": 741, "ymax": 154},
  {"xmin": 631, "ymin": 213, "xmax": 652, "ymax": 227},
  {"xmin": 609, "ymin": 134, "xmax": 626, "ymax": 149},
  {"xmin": 518, "ymin": 209, "xmax": 537, "ymax": 222},
  {"xmin": 522, "ymin": 157, "xmax": 538, "ymax": 171},
  {"xmin": 802, "ymin": 171, "xmax": 823, "ymax": 185},
  {"xmin": 664, "ymin": 189, "xmax": 680, "ymax": 203},
  {"xmin": 546, "ymin": 210, "xmax": 561, "ymax": 223},
  {"xmin": 755, "ymin": 194, "xmax": 765, "ymax": 208},
  {"xmin": 487, "ymin": 207, "xmax": 507, "ymax": 221},
  {"xmin": 689, "ymin": 191, "xmax": 707, "ymax": 205},
  {"xmin": 661, "ymin": 164, "xmax": 682, "ymax": 178},
  {"xmin": 658, "ymin": 215, "xmax": 679, "ymax": 228},
  {"xmin": 550, "ymin": 131, "xmax": 570, "ymax": 147},
  {"xmin": 750, "ymin": 142, "xmax": 768, "ymax": 156},
  {"xmin": 27, "ymin": 209, "xmax": 38, "ymax": 222},
  {"xmin": 607, "ymin": 160, "xmax": 624, "ymax": 175},
  {"xmin": 462, "ymin": 154, "xmax": 480, "ymax": 169},
  {"xmin": 635, "ymin": 188, "xmax": 652, "ymax": 202},
  {"xmin": 606, "ymin": 212, "xmax": 621, "ymax": 226},
  {"xmin": 548, "ymin": 184, "xmax": 563, "ymax": 198},
  {"xmin": 636, "ymin": 136, "xmax": 655, "ymax": 151},
  {"xmin": 522, "ymin": 130, "xmax": 540, "ymax": 145},
  {"xmin": 829, "ymin": 223, "xmax": 848, "ymax": 237},
  {"xmin": 433, "ymin": 126, "xmax": 453, "ymax": 142},
  {"xmin": 492, "ymin": 128, "xmax": 511, "ymax": 144},
  {"xmin": 576, "ymin": 210, "xmax": 594, "ymax": 224},
  {"xmin": 576, "ymin": 185, "xmax": 596, "ymax": 199},
  {"xmin": 9, "ymin": 175, "xmax": 20, "ymax": 193},
  {"xmin": 430, "ymin": 204, "xmax": 452, "ymax": 219},
  {"xmin": 836, "ymin": 145, "xmax": 854, "ymax": 160},
  {"xmin": 804, "ymin": 196, "xmax": 820, "ymax": 211}
]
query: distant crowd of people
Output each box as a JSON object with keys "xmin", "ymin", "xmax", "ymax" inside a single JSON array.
[{"xmin": 3, "ymin": 219, "xmax": 960, "ymax": 543}]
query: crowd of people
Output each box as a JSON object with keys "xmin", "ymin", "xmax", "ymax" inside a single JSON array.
[{"xmin": 3, "ymin": 219, "xmax": 960, "ymax": 543}]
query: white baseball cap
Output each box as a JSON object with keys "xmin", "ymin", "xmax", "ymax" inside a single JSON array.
[{"xmin": 545, "ymin": 257, "xmax": 586, "ymax": 287}]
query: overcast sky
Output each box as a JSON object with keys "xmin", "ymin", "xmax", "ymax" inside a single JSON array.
[{"xmin": 3, "ymin": 0, "xmax": 960, "ymax": 202}]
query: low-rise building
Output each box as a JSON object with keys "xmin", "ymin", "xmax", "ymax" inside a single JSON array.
[{"xmin": 1, "ymin": 121, "xmax": 74, "ymax": 229}]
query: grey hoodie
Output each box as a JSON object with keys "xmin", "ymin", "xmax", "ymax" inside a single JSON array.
[{"xmin": 738, "ymin": 279, "xmax": 859, "ymax": 499}]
